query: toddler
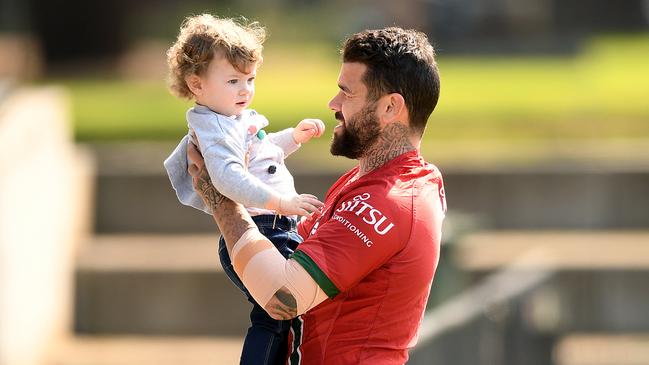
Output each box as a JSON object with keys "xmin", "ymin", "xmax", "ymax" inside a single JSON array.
[{"xmin": 163, "ymin": 14, "xmax": 324, "ymax": 365}]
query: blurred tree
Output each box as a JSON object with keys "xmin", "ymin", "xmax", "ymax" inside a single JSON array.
[
  {"xmin": 28, "ymin": 0, "xmax": 129, "ymax": 68},
  {"xmin": 0, "ymin": 0, "xmax": 30, "ymax": 32},
  {"xmin": 553, "ymin": 0, "xmax": 648, "ymax": 32}
]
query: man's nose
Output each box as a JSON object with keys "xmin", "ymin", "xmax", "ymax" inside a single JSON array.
[{"xmin": 328, "ymin": 93, "xmax": 341, "ymax": 111}]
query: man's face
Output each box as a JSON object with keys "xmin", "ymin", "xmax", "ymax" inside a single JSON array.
[{"xmin": 328, "ymin": 62, "xmax": 381, "ymax": 159}]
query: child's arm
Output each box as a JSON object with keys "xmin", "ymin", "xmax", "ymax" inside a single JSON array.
[
  {"xmin": 292, "ymin": 118, "xmax": 325, "ymax": 144},
  {"xmin": 201, "ymin": 139, "xmax": 321, "ymax": 215},
  {"xmin": 189, "ymin": 111, "xmax": 275, "ymax": 210},
  {"xmin": 191, "ymin": 112, "xmax": 321, "ymax": 215},
  {"xmin": 268, "ymin": 119, "xmax": 325, "ymax": 158}
]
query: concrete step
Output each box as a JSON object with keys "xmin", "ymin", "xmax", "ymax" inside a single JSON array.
[
  {"xmin": 451, "ymin": 230, "xmax": 649, "ymax": 332},
  {"xmin": 50, "ymin": 335, "xmax": 243, "ymax": 365},
  {"xmin": 93, "ymin": 166, "xmax": 649, "ymax": 233},
  {"xmin": 454, "ymin": 230, "xmax": 649, "ymax": 271},
  {"xmin": 86, "ymin": 142, "xmax": 649, "ymax": 233},
  {"xmin": 75, "ymin": 234, "xmax": 251, "ymax": 336},
  {"xmin": 410, "ymin": 230, "xmax": 649, "ymax": 365},
  {"xmin": 555, "ymin": 333, "xmax": 649, "ymax": 365}
]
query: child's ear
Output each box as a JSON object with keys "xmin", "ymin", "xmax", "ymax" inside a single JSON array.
[{"xmin": 185, "ymin": 74, "xmax": 203, "ymax": 97}]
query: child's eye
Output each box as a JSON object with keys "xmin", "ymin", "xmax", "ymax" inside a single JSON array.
[
  {"xmin": 247, "ymin": 77, "xmax": 255, "ymax": 83},
  {"xmin": 228, "ymin": 79, "xmax": 238, "ymax": 84}
]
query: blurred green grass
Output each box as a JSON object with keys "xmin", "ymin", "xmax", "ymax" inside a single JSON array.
[{"xmin": 64, "ymin": 35, "xmax": 649, "ymax": 142}]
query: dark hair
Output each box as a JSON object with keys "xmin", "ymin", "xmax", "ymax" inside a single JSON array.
[{"xmin": 342, "ymin": 27, "xmax": 440, "ymax": 135}]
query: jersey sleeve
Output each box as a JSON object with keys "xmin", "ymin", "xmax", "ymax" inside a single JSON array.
[{"xmin": 292, "ymin": 189, "xmax": 410, "ymax": 298}]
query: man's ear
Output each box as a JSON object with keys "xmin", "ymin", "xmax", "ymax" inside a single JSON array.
[
  {"xmin": 378, "ymin": 93, "xmax": 406, "ymax": 125},
  {"xmin": 185, "ymin": 74, "xmax": 203, "ymax": 97}
]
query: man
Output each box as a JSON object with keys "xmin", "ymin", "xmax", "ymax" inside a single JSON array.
[{"xmin": 188, "ymin": 27, "xmax": 446, "ymax": 364}]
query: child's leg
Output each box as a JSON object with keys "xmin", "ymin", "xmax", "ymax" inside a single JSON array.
[
  {"xmin": 218, "ymin": 236, "xmax": 248, "ymax": 296},
  {"xmin": 240, "ymin": 303, "xmax": 291, "ymax": 365}
]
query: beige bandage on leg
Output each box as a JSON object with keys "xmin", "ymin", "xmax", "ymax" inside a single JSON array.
[{"xmin": 231, "ymin": 227, "xmax": 328, "ymax": 315}]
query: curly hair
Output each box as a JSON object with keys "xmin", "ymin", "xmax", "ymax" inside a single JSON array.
[
  {"xmin": 342, "ymin": 27, "xmax": 440, "ymax": 135},
  {"xmin": 166, "ymin": 14, "xmax": 266, "ymax": 99}
]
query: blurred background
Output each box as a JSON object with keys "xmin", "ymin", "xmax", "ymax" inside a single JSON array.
[{"xmin": 1, "ymin": 0, "xmax": 648, "ymax": 364}]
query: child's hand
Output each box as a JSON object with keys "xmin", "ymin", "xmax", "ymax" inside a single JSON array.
[
  {"xmin": 278, "ymin": 193, "xmax": 324, "ymax": 216},
  {"xmin": 293, "ymin": 119, "xmax": 325, "ymax": 144}
]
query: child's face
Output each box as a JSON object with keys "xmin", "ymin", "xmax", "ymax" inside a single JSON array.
[{"xmin": 196, "ymin": 55, "xmax": 257, "ymax": 117}]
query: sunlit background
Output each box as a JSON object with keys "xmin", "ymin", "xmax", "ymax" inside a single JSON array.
[{"xmin": 1, "ymin": 0, "xmax": 649, "ymax": 364}]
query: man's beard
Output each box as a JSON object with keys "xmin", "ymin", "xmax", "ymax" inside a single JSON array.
[{"xmin": 330, "ymin": 104, "xmax": 381, "ymax": 159}]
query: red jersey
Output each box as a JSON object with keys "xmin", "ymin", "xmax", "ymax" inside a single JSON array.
[{"xmin": 288, "ymin": 151, "xmax": 446, "ymax": 364}]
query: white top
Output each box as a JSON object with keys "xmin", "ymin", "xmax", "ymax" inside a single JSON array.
[{"xmin": 164, "ymin": 105, "xmax": 300, "ymax": 216}]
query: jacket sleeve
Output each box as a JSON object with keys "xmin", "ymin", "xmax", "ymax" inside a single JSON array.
[
  {"xmin": 267, "ymin": 128, "xmax": 300, "ymax": 158},
  {"xmin": 163, "ymin": 134, "xmax": 212, "ymax": 214},
  {"xmin": 189, "ymin": 111, "xmax": 278, "ymax": 209}
]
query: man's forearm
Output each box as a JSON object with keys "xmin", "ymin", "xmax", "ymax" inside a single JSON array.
[
  {"xmin": 193, "ymin": 162, "xmax": 256, "ymax": 251},
  {"xmin": 214, "ymin": 200, "xmax": 257, "ymax": 252}
]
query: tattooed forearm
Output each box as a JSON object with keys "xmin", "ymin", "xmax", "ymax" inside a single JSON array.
[
  {"xmin": 195, "ymin": 167, "xmax": 227, "ymax": 212},
  {"xmin": 264, "ymin": 287, "xmax": 298, "ymax": 320},
  {"xmin": 360, "ymin": 122, "xmax": 415, "ymax": 174},
  {"xmin": 191, "ymin": 161, "xmax": 256, "ymax": 251}
]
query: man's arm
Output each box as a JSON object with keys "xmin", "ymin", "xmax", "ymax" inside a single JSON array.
[
  {"xmin": 189, "ymin": 144, "xmax": 255, "ymax": 243},
  {"xmin": 188, "ymin": 142, "xmax": 326, "ymax": 319}
]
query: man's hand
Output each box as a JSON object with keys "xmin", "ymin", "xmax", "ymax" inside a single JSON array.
[
  {"xmin": 279, "ymin": 193, "xmax": 324, "ymax": 216},
  {"xmin": 293, "ymin": 118, "xmax": 325, "ymax": 144},
  {"xmin": 188, "ymin": 142, "xmax": 226, "ymax": 212}
]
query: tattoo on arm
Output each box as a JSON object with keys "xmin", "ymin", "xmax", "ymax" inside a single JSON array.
[
  {"xmin": 264, "ymin": 286, "xmax": 298, "ymax": 320},
  {"xmin": 192, "ymin": 162, "xmax": 255, "ymax": 247},
  {"xmin": 195, "ymin": 168, "xmax": 226, "ymax": 212}
]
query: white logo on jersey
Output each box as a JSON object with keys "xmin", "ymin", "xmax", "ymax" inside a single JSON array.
[
  {"xmin": 336, "ymin": 193, "xmax": 395, "ymax": 235},
  {"xmin": 332, "ymin": 213, "xmax": 374, "ymax": 247}
]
